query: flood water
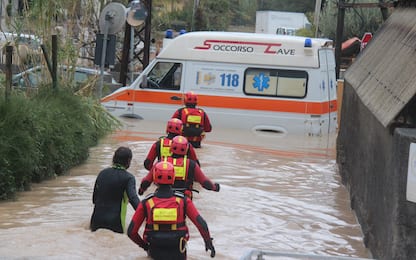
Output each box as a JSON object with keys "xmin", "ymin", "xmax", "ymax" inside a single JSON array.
[{"xmin": 0, "ymin": 118, "xmax": 372, "ymax": 260}]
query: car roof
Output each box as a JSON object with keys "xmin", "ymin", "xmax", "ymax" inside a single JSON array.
[{"xmin": 13, "ymin": 65, "xmax": 113, "ymax": 77}]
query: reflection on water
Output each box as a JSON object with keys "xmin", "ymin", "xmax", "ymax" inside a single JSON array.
[{"xmin": 0, "ymin": 118, "xmax": 371, "ymax": 259}]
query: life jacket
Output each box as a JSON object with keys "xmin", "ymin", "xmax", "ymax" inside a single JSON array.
[
  {"xmin": 144, "ymin": 193, "xmax": 187, "ymax": 232},
  {"xmin": 165, "ymin": 157, "xmax": 194, "ymax": 192},
  {"xmin": 180, "ymin": 108, "xmax": 205, "ymax": 137},
  {"xmin": 143, "ymin": 193, "xmax": 189, "ymax": 248},
  {"xmin": 159, "ymin": 137, "xmax": 173, "ymax": 159}
]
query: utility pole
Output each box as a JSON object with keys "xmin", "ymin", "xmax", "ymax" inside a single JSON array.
[
  {"xmin": 191, "ymin": 0, "xmax": 200, "ymax": 31},
  {"xmin": 119, "ymin": 23, "xmax": 131, "ymax": 86},
  {"xmin": 143, "ymin": 0, "xmax": 152, "ymax": 68},
  {"xmin": 379, "ymin": 0, "xmax": 390, "ymax": 21},
  {"xmin": 314, "ymin": 0, "xmax": 323, "ymax": 38},
  {"xmin": 335, "ymin": 0, "xmax": 345, "ymax": 80}
]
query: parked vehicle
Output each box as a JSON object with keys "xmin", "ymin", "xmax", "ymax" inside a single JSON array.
[
  {"xmin": 101, "ymin": 31, "xmax": 337, "ymax": 136},
  {"xmin": 0, "ymin": 32, "xmax": 42, "ymax": 65},
  {"xmin": 12, "ymin": 65, "xmax": 122, "ymax": 93},
  {"xmin": 0, "ymin": 32, "xmax": 42, "ymax": 49},
  {"xmin": 255, "ymin": 11, "xmax": 311, "ymax": 35}
]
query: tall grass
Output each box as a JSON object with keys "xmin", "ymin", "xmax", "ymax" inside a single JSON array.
[{"xmin": 0, "ymin": 87, "xmax": 121, "ymax": 200}]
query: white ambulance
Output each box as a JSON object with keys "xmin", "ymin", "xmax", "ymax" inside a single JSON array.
[{"xmin": 101, "ymin": 31, "xmax": 337, "ymax": 136}]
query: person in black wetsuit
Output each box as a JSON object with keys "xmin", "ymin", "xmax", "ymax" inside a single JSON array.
[{"xmin": 90, "ymin": 146, "xmax": 140, "ymax": 233}]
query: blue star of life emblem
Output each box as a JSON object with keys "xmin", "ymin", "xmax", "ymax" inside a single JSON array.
[{"xmin": 253, "ymin": 73, "xmax": 270, "ymax": 92}]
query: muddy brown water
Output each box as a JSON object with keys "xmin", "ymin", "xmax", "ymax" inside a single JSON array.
[{"xmin": 0, "ymin": 118, "xmax": 372, "ymax": 260}]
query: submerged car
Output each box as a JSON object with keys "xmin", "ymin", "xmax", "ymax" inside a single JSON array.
[{"xmin": 12, "ymin": 65, "xmax": 122, "ymax": 94}]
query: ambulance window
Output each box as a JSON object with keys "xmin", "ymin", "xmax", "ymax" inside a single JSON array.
[
  {"xmin": 244, "ymin": 68, "xmax": 307, "ymax": 98},
  {"xmin": 276, "ymin": 70, "xmax": 307, "ymax": 97},
  {"xmin": 145, "ymin": 62, "xmax": 182, "ymax": 90}
]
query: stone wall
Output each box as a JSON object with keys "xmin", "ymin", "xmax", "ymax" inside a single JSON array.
[{"xmin": 337, "ymin": 83, "xmax": 416, "ymax": 259}]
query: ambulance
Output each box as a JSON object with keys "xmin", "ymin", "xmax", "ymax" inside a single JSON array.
[{"xmin": 101, "ymin": 31, "xmax": 337, "ymax": 136}]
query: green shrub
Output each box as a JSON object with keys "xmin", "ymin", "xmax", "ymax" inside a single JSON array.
[
  {"xmin": 0, "ymin": 87, "xmax": 120, "ymax": 200},
  {"xmin": 0, "ymin": 166, "xmax": 15, "ymax": 200},
  {"xmin": 0, "ymin": 93, "xmax": 41, "ymax": 194}
]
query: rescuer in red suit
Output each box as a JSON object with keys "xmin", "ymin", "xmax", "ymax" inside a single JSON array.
[
  {"xmin": 139, "ymin": 135, "xmax": 220, "ymax": 199},
  {"xmin": 128, "ymin": 161, "xmax": 216, "ymax": 259},
  {"xmin": 171, "ymin": 91, "xmax": 212, "ymax": 148},
  {"xmin": 143, "ymin": 118, "xmax": 199, "ymax": 171}
]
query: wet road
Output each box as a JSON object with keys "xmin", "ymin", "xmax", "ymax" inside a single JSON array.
[{"xmin": 0, "ymin": 118, "xmax": 372, "ymax": 259}]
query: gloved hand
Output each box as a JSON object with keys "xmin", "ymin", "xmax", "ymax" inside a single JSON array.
[
  {"xmin": 139, "ymin": 181, "xmax": 151, "ymax": 195},
  {"xmin": 184, "ymin": 190, "xmax": 193, "ymax": 199},
  {"xmin": 138, "ymin": 188, "xmax": 145, "ymax": 196},
  {"xmin": 141, "ymin": 242, "xmax": 149, "ymax": 252},
  {"xmin": 214, "ymin": 183, "xmax": 220, "ymax": 192},
  {"xmin": 204, "ymin": 238, "xmax": 215, "ymax": 257}
]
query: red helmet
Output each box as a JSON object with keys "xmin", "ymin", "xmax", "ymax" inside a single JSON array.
[
  {"xmin": 184, "ymin": 91, "xmax": 197, "ymax": 105},
  {"xmin": 166, "ymin": 118, "xmax": 183, "ymax": 135},
  {"xmin": 170, "ymin": 135, "xmax": 188, "ymax": 155},
  {"xmin": 153, "ymin": 161, "xmax": 175, "ymax": 185}
]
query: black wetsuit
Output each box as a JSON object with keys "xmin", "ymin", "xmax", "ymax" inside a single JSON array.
[{"xmin": 90, "ymin": 167, "xmax": 140, "ymax": 233}]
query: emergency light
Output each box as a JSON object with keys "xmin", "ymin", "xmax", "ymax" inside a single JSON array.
[
  {"xmin": 165, "ymin": 29, "xmax": 174, "ymax": 39},
  {"xmin": 304, "ymin": 38, "xmax": 312, "ymax": 48}
]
